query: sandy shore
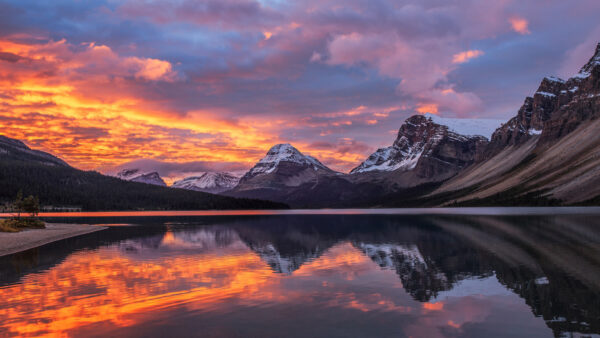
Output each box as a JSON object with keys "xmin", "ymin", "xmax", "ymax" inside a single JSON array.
[{"xmin": 0, "ymin": 223, "xmax": 107, "ymax": 257}]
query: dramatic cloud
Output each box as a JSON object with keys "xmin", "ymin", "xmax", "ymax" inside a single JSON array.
[{"xmin": 0, "ymin": 0, "xmax": 599, "ymax": 173}]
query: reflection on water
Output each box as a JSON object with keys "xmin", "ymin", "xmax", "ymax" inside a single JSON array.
[{"xmin": 0, "ymin": 214, "xmax": 598, "ymax": 337}]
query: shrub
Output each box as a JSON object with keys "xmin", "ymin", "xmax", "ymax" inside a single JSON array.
[
  {"xmin": 0, "ymin": 192, "xmax": 45, "ymax": 232},
  {"xmin": 0, "ymin": 218, "xmax": 45, "ymax": 232},
  {"xmin": 0, "ymin": 219, "xmax": 20, "ymax": 232}
]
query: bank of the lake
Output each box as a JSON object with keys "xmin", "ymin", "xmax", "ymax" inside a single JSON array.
[{"xmin": 0, "ymin": 222, "xmax": 106, "ymax": 257}]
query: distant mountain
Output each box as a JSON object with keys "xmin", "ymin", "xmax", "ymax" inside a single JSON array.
[
  {"xmin": 116, "ymin": 169, "xmax": 167, "ymax": 187},
  {"xmin": 172, "ymin": 172, "xmax": 241, "ymax": 194},
  {"xmin": 0, "ymin": 135, "xmax": 286, "ymax": 210},
  {"xmin": 0, "ymin": 135, "xmax": 69, "ymax": 167},
  {"xmin": 227, "ymin": 144, "xmax": 344, "ymax": 204},
  {"xmin": 226, "ymin": 120, "xmax": 500, "ymax": 207},
  {"xmin": 242, "ymin": 143, "xmax": 334, "ymax": 181}
]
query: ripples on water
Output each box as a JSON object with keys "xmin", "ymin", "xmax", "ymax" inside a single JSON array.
[{"xmin": 0, "ymin": 213, "xmax": 598, "ymax": 337}]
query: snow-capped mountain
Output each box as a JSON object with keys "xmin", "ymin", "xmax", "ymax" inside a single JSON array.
[
  {"xmin": 172, "ymin": 172, "xmax": 241, "ymax": 194},
  {"xmin": 244, "ymin": 143, "xmax": 331, "ymax": 179},
  {"xmin": 226, "ymin": 143, "xmax": 343, "ymax": 206},
  {"xmin": 116, "ymin": 168, "xmax": 167, "ymax": 186},
  {"xmin": 350, "ymin": 115, "xmax": 488, "ymax": 177},
  {"xmin": 234, "ymin": 144, "xmax": 336, "ymax": 190}
]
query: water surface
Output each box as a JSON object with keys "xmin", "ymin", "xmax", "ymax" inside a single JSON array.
[{"xmin": 0, "ymin": 212, "xmax": 599, "ymax": 337}]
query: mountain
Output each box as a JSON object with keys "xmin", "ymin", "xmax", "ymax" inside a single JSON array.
[
  {"xmin": 228, "ymin": 41, "xmax": 600, "ymax": 209},
  {"xmin": 172, "ymin": 172, "xmax": 241, "ymax": 194},
  {"xmin": 0, "ymin": 134, "xmax": 287, "ymax": 210},
  {"xmin": 226, "ymin": 119, "xmax": 499, "ymax": 207},
  {"xmin": 227, "ymin": 144, "xmax": 345, "ymax": 204},
  {"xmin": 116, "ymin": 169, "xmax": 167, "ymax": 187},
  {"xmin": 350, "ymin": 115, "xmax": 489, "ymax": 189},
  {"xmin": 242, "ymin": 143, "xmax": 334, "ymax": 181},
  {"xmin": 424, "ymin": 42, "xmax": 600, "ymax": 205},
  {"xmin": 0, "ymin": 135, "xmax": 69, "ymax": 167}
]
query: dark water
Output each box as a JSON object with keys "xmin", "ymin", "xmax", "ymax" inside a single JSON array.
[{"xmin": 0, "ymin": 213, "xmax": 599, "ymax": 337}]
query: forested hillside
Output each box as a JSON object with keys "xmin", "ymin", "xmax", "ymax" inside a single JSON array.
[{"xmin": 0, "ymin": 160, "xmax": 286, "ymax": 211}]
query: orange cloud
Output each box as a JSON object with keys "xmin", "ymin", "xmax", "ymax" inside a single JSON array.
[
  {"xmin": 127, "ymin": 57, "xmax": 176, "ymax": 81},
  {"xmin": 0, "ymin": 38, "xmax": 283, "ymax": 170},
  {"xmin": 509, "ymin": 17, "xmax": 530, "ymax": 35},
  {"xmin": 452, "ymin": 50, "xmax": 484, "ymax": 64},
  {"xmin": 0, "ymin": 37, "xmax": 382, "ymax": 174},
  {"xmin": 416, "ymin": 103, "xmax": 439, "ymax": 115},
  {"xmin": 423, "ymin": 302, "xmax": 444, "ymax": 311}
]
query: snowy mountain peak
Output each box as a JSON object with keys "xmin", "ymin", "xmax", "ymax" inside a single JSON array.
[
  {"xmin": 116, "ymin": 169, "xmax": 167, "ymax": 186},
  {"xmin": 246, "ymin": 143, "xmax": 331, "ymax": 177},
  {"xmin": 172, "ymin": 172, "xmax": 241, "ymax": 194},
  {"xmin": 351, "ymin": 114, "xmax": 488, "ymax": 174}
]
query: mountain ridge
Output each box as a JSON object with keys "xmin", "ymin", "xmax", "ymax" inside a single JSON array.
[{"xmin": 0, "ymin": 134, "xmax": 287, "ymax": 210}]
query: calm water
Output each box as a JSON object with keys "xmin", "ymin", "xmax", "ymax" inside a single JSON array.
[{"xmin": 0, "ymin": 212, "xmax": 599, "ymax": 337}]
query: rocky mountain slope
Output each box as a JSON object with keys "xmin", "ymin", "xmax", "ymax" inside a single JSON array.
[
  {"xmin": 172, "ymin": 172, "xmax": 241, "ymax": 194},
  {"xmin": 430, "ymin": 42, "xmax": 600, "ymax": 205},
  {"xmin": 227, "ymin": 119, "xmax": 493, "ymax": 206},
  {"xmin": 0, "ymin": 135, "xmax": 69, "ymax": 167},
  {"xmin": 116, "ymin": 169, "xmax": 167, "ymax": 187},
  {"xmin": 350, "ymin": 114, "xmax": 489, "ymax": 190}
]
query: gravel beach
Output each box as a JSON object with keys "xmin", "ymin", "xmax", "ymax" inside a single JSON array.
[{"xmin": 0, "ymin": 223, "xmax": 107, "ymax": 257}]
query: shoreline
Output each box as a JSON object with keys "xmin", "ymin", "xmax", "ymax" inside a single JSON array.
[
  {"xmin": 0, "ymin": 206, "xmax": 599, "ymax": 218},
  {"xmin": 0, "ymin": 223, "xmax": 107, "ymax": 257}
]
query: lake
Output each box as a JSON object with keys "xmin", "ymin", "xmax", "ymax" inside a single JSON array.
[{"xmin": 0, "ymin": 210, "xmax": 599, "ymax": 337}]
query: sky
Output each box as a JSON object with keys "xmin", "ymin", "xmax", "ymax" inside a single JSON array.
[{"xmin": 1, "ymin": 0, "xmax": 599, "ymax": 178}]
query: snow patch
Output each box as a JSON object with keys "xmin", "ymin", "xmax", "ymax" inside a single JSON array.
[
  {"xmin": 544, "ymin": 76, "xmax": 565, "ymax": 83},
  {"xmin": 357, "ymin": 243, "xmax": 427, "ymax": 268},
  {"xmin": 535, "ymin": 91, "xmax": 556, "ymax": 98},
  {"xmin": 172, "ymin": 172, "xmax": 241, "ymax": 192},
  {"xmin": 423, "ymin": 113, "xmax": 503, "ymax": 139},
  {"xmin": 351, "ymin": 146, "xmax": 423, "ymax": 173},
  {"xmin": 573, "ymin": 71, "xmax": 591, "ymax": 79}
]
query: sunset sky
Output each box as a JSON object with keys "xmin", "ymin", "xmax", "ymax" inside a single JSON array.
[{"xmin": 1, "ymin": 0, "xmax": 599, "ymax": 178}]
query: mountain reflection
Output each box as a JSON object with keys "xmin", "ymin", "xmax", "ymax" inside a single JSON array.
[{"xmin": 0, "ymin": 214, "xmax": 598, "ymax": 337}]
